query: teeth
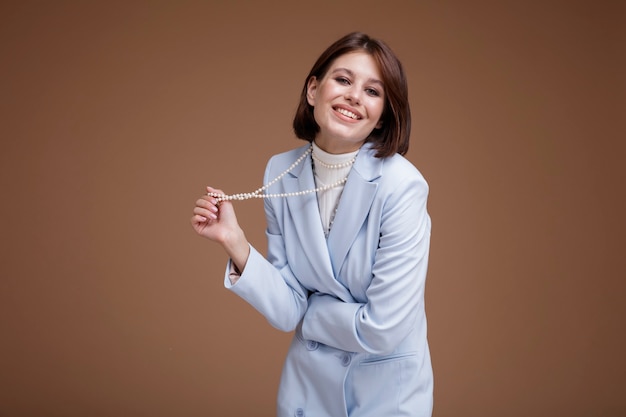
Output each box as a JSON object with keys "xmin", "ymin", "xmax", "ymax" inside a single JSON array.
[{"xmin": 336, "ymin": 108, "xmax": 358, "ymax": 119}]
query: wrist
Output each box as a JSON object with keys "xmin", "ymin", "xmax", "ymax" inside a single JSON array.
[
  {"xmin": 222, "ymin": 228, "xmax": 250, "ymax": 272},
  {"xmin": 222, "ymin": 226, "xmax": 245, "ymax": 250}
]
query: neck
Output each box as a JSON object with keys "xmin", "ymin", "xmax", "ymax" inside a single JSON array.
[{"xmin": 313, "ymin": 138, "xmax": 364, "ymax": 154}]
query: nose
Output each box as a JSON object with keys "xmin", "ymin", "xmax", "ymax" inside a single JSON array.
[{"xmin": 344, "ymin": 85, "xmax": 362, "ymax": 105}]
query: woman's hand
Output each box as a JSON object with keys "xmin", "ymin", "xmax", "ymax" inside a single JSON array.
[
  {"xmin": 191, "ymin": 186, "xmax": 250, "ymax": 273},
  {"xmin": 191, "ymin": 187, "xmax": 237, "ymax": 243}
]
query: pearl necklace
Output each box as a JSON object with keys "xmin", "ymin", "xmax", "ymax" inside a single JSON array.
[
  {"xmin": 312, "ymin": 152, "xmax": 357, "ymax": 169},
  {"xmin": 207, "ymin": 145, "xmax": 355, "ymax": 203}
]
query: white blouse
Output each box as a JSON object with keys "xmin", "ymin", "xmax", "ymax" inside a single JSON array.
[{"xmin": 311, "ymin": 141, "xmax": 359, "ymax": 237}]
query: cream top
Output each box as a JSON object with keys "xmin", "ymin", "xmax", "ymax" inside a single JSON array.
[{"xmin": 311, "ymin": 141, "xmax": 359, "ymax": 237}]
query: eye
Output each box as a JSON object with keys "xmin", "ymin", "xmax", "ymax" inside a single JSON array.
[
  {"xmin": 365, "ymin": 88, "xmax": 381, "ymax": 97},
  {"xmin": 335, "ymin": 77, "xmax": 350, "ymax": 85}
]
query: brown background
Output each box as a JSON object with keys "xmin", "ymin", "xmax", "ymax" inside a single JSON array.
[{"xmin": 1, "ymin": 1, "xmax": 624, "ymax": 416}]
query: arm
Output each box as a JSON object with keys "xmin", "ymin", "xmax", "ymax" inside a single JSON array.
[
  {"xmin": 191, "ymin": 161, "xmax": 309, "ymax": 331},
  {"xmin": 302, "ymin": 176, "xmax": 431, "ymax": 354},
  {"xmin": 223, "ymin": 193, "xmax": 309, "ymax": 331}
]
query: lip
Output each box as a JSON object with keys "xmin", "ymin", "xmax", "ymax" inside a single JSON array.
[{"xmin": 333, "ymin": 104, "xmax": 363, "ymax": 121}]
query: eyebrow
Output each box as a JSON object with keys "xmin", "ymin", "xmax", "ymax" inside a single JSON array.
[{"xmin": 331, "ymin": 67, "xmax": 384, "ymax": 87}]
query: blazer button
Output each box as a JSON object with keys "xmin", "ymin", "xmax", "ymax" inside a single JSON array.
[
  {"xmin": 295, "ymin": 408, "xmax": 305, "ymax": 417},
  {"xmin": 306, "ymin": 340, "xmax": 319, "ymax": 351},
  {"xmin": 340, "ymin": 353, "xmax": 351, "ymax": 367}
]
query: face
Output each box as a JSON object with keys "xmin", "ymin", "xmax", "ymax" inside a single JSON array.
[{"xmin": 306, "ymin": 51, "xmax": 385, "ymax": 154}]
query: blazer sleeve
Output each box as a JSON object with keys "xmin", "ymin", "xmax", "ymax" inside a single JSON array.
[
  {"xmin": 224, "ymin": 159, "xmax": 309, "ymax": 332},
  {"xmin": 301, "ymin": 174, "xmax": 431, "ymax": 354}
]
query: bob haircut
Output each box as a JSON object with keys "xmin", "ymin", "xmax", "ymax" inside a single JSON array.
[{"xmin": 293, "ymin": 32, "xmax": 411, "ymax": 158}]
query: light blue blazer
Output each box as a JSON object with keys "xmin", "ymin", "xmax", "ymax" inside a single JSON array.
[{"xmin": 225, "ymin": 142, "xmax": 433, "ymax": 417}]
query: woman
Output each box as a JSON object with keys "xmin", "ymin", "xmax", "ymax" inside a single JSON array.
[{"xmin": 192, "ymin": 32, "xmax": 433, "ymax": 417}]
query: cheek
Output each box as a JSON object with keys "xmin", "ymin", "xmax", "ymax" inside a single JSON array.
[
  {"xmin": 311, "ymin": 85, "xmax": 333, "ymax": 109},
  {"xmin": 369, "ymin": 101, "xmax": 385, "ymax": 121},
  {"xmin": 312, "ymin": 105, "xmax": 326, "ymax": 125}
]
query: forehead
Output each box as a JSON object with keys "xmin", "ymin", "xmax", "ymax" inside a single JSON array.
[{"xmin": 327, "ymin": 51, "xmax": 382, "ymax": 80}]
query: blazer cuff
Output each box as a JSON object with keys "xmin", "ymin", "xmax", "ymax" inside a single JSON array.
[
  {"xmin": 224, "ymin": 244, "xmax": 252, "ymax": 289},
  {"xmin": 302, "ymin": 293, "xmax": 363, "ymax": 352}
]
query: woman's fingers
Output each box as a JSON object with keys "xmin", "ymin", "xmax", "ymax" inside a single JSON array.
[
  {"xmin": 191, "ymin": 186, "xmax": 242, "ymax": 244},
  {"xmin": 193, "ymin": 196, "xmax": 218, "ymax": 220},
  {"xmin": 191, "ymin": 186, "xmax": 228, "ymax": 229},
  {"xmin": 206, "ymin": 186, "xmax": 225, "ymax": 197}
]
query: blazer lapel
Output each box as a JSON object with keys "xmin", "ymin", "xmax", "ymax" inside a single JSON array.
[
  {"xmin": 284, "ymin": 149, "xmax": 356, "ymax": 302},
  {"xmin": 327, "ymin": 144, "xmax": 382, "ymax": 275},
  {"xmin": 284, "ymin": 153, "xmax": 334, "ymax": 279}
]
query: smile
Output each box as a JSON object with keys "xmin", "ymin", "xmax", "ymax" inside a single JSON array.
[{"xmin": 334, "ymin": 107, "xmax": 360, "ymax": 120}]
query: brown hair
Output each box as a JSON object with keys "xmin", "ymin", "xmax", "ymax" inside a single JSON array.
[{"xmin": 293, "ymin": 32, "xmax": 411, "ymax": 158}]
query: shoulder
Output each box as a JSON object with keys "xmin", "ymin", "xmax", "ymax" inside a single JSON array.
[
  {"xmin": 266, "ymin": 143, "xmax": 311, "ymax": 173},
  {"xmin": 378, "ymin": 153, "xmax": 429, "ymax": 195},
  {"xmin": 268, "ymin": 143, "xmax": 311, "ymax": 165},
  {"xmin": 383, "ymin": 153, "xmax": 426, "ymax": 180}
]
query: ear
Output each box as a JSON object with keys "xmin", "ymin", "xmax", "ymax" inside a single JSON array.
[
  {"xmin": 306, "ymin": 76, "xmax": 318, "ymax": 106},
  {"xmin": 375, "ymin": 119, "xmax": 383, "ymax": 129}
]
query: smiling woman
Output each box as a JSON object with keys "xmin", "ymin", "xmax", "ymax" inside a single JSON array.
[
  {"xmin": 305, "ymin": 52, "xmax": 385, "ymax": 154},
  {"xmin": 191, "ymin": 32, "xmax": 432, "ymax": 417},
  {"xmin": 293, "ymin": 32, "xmax": 411, "ymax": 158}
]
